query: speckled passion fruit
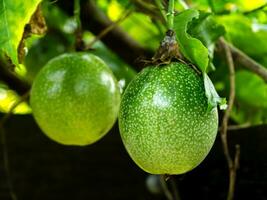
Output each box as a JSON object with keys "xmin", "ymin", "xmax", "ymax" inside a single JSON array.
[
  {"xmin": 118, "ymin": 62, "xmax": 218, "ymax": 174},
  {"xmin": 30, "ymin": 53, "xmax": 121, "ymax": 146}
]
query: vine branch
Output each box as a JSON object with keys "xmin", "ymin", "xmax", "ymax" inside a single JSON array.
[
  {"xmin": 219, "ymin": 38, "xmax": 240, "ymax": 200},
  {"xmin": 160, "ymin": 175, "xmax": 174, "ymax": 200},
  {"xmin": 85, "ymin": 8, "xmax": 133, "ymax": 50},
  {"xmin": 79, "ymin": 0, "xmax": 153, "ymax": 71},
  {"xmin": 167, "ymin": 0, "xmax": 175, "ymax": 30},
  {"xmin": 225, "ymin": 41, "xmax": 267, "ymax": 83},
  {"xmin": 160, "ymin": 175, "xmax": 180, "ymax": 200}
]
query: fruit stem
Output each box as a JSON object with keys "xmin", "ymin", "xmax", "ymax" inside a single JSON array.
[
  {"xmin": 74, "ymin": 0, "xmax": 86, "ymax": 51},
  {"xmin": 155, "ymin": 0, "xmax": 168, "ymax": 24},
  {"xmin": 167, "ymin": 0, "xmax": 175, "ymax": 30},
  {"xmin": 74, "ymin": 0, "xmax": 81, "ymax": 28}
]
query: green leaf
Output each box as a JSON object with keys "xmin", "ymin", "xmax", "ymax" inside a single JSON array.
[
  {"xmin": 203, "ymin": 73, "xmax": 227, "ymax": 111},
  {"xmin": 0, "ymin": 0, "xmax": 42, "ymax": 66},
  {"xmin": 174, "ymin": 9, "xmax": 209, "ymax": 73},
  {"xmin": 216, "ymin": 14, "xmax": 267, "ymax": 64},
  {"xmin": 188, "ymin": 12, "xmax": 225, "ymax": 71},
  {"xmin": 236, "ymin": 71, "xmax": 267, "ymax": 108},
  {"xmin": 174, "ymin": 9, "xmax": 226, "ymax": 110},
  {"xmin": 230, "ymin": 70, "xmax": 267, "ymax": 125}
]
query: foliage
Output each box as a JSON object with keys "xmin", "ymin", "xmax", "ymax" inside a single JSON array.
[
  {"xmin": 0, "ymin": 0, "xmax": 42, "ymax": 66},
  {"xmin": 0, "ymin": 0, "xmax": 267, "ymax": 125}
]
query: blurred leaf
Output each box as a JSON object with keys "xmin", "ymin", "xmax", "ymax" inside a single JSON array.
[
  {"xmin": 0, "ymin": 83, "xmax": 31, "ymax": 114},
  {"xmin": 120, "ymin": 12, "xmax": 161, "ymax": 50},
  {"xmin": 174, "ymin": 9, "xmax": 209, "ymax": 72},
  {"xmin": 188, "ymin": 12, "xmax": 225, "ymax": 70},
  {"xmin": 107, "ymin": 0, "xmax": 123, "ymax": 21},
  {"xmin": 192, "ymin": 0, "xmax": 267, "ymax": 13},
  {"xmin": 235, "ymin": 70, "xmax": 267, "ymax": 108},
  {"xmin": 231, "ymin": 106, "xmax": 267, "ymax": 125},
  {"xmin": 97, "ymin": 0, "xmax": 129, "ymax": 13},
  {"xmin": 83, "ymin": 32, "xmax": 136, "ymax": 87},
  {"xmin": 24, "ymin": 32, "xmax": 68, "ymax": 83},
  {"xmin": 216, "ymin": 14, "xmax": 267, "ymax": 63},
  {"xmin": 97, "ymin": 0, "xmax": 161, "ymax": 50},
  {"xmin": 237, "ymin": 0, "xmax": 267, "ymax": 11},
  {"xmin": 0, "ymin": 0, "xmax": 42, "ymax": 66}
]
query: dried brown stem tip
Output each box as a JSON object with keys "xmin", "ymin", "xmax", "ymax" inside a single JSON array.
[{"xmin": 152, "ymin": 29, "xmax": 181, "ymax": 64}]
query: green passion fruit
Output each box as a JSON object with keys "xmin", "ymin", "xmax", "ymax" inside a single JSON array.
[
  {"xmin": 119, "ymin": 62, "xmax": 218, "ymax": 174},
  {"xmin": 30, "ymin": 53, "xmax": 121, "ymax": 146}
]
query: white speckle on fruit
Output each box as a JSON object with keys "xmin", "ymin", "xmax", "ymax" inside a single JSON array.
[
  {"xmin": 74, "ymin": 80, "xmax": 89, "ymax": 95},
  {"xmin": 81, "ymin": 54, "xmax": 92, "ymax": 62},
  {"xmin": 152, "ymin": 90, "xmax": 170, "ymax": 108},
  {"xmin": 100, "ymin": 72, "xmax": 116, "ymax": 93},
  {"xmin": 46, "ymin": 69, "xmax": 66, "ymax": 97},
  {"xmin": 118, "ymin": 79, "xmax": 126, "ymax": 93},
  {"xmin": 47, "ymin": 69, "xmax": 66, "ymax": 81}
]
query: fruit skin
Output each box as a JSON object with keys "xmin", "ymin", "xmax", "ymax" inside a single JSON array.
[
  {"xmin": 119, "ymin": 62, "xmax": 218, "ymax": 174},
  {"xmin": 30, "ymin": 53, "xmax": 121, "ymax": 146}
]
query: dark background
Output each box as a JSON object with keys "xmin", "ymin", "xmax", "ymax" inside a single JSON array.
[{"xmin": 0, "ymin": 114, "xmax": 266, "ymax": 200}]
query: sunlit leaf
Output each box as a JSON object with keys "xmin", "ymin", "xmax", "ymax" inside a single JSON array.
[
  {"xmin": 83, "ymin": 32, "xmax": 136, "ymax": 87},
  {"xmin": 24, "ymin": 32, "xmax": 68, "ymax": 83},
  {"xmin": 0, "ymin": 0, "xmax": 42, "ymax": 66},
  {"xmin": 188, "ymin": 12, "xmax": 225, "ymax": 69},
  {"xmin": 191, "ymin": 0, "xmax": 267, "ymax": 13},
  {"xmin": 174, "ymin": 9, "xmax": 209, "ymax": 72},
  {"xmin": 97, "ymin": 0, "xmax": 161, "ymax": 50},
  {"xmin": 235, "ymin": 70, "xmax": 267, "ymax": 108},
  {"xmin": 120, "ymin": 12, "xmax": 161, "ymax": 50},
  {"xmin": 0, "ymin": 84, "xmax": 31, "ymax": 114},
  {"xmin": 216, "ymin": 14, "xmax": 267, "ymax": 62}
]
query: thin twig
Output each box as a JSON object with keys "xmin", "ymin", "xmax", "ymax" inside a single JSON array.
[
  {"xmin": 0, "ymin": 91, "xmax": 30, "ymax": 200},
  {"xmin": 221, "ymin": 40, "xmax": 267, "ymax": 83},
  {"xmin": 160, "ymin": 175, "xmax": 180, "ymax": 200},
  {"xmin": 0, "ymin": 127, "xmax": 17, "ymax": 200},
  {"xmin": 169, "ymin": 176, "xmax": 181, "ymax": 200},
  {"xmin": 0, "ymin": 91, "xmax": 30, "ymax": 126},
  {"xmin": 154, "ymin": 0, "xmax": 167, "ymax": 23},
  {"xmin": 160, "ymin": 175, "xmax": 174, "ymax": 200},
  {"xmin": 218, "ymin": 123, "xmax": 252, "ymax": 131},
  {"xmin": 228, "ymin": 145, "xmax": 240, "ymax": 200},
  {"xmin": 74, "ymin": 0, "xmax": 85, "ymax": 51},
  {"xmin": 219, "ymin": 38, "xmax": 240, "ymax": 200},
  {"xmin": 85, "ymin": 8, "xmax": 133, "ymax": 50}
]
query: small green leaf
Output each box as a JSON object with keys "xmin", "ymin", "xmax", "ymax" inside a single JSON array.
[
  {"xmin": 174, "ymin": 9, "xmax": 209, "ymax": 73},
  {"xmin": 189, "ymin": 13, "xmax": 225, "ymax": 49},
  {"xmin": 0, "ymin": 0, "xmax": 42, "ymax": 66},
  {"xmin": 174, "ymin": 9, "xmax": 226, "ymax": 110},
  {"xmin": 188, "ymin": 12, "xmax": 225, "ymax": 72},
  {"xmin": 203, "ymin": 73, "xmax": 227, "ymax": 111}
]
